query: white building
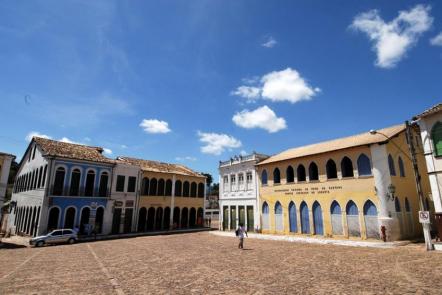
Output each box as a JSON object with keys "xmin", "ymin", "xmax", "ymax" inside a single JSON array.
[
  {"xmin": 108, "ymin": 159, "xmax": 141, "ymax": 234},
  {"xmin": 0, "ymin": 152, "xmax": 15, "ymax": 222},
  {"xmin": 414, "ymin": 103, "xmax": 442, "ymax": 249},
  {"xmin": 219, "ymin": 153, "xmax": 269, "ymax": 232}
]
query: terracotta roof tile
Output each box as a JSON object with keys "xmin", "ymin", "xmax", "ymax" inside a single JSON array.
[
  {"xmin": 34, "ymin": 137, "xmax": 114, "ymax": 164},
  {"xmin": 414, "ymin": 103, "xmax": 442, "ymax": 119},
  {"xmin": 258, "ymin": 124, "xmax": 405, "ymax": 165},
  {"xmin": 117, "ymin": 157, "xmax": 204, "ymax": 178}
]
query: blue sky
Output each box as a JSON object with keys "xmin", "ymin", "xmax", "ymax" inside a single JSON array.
[{"xmin": 1, "ymin": 1, "xmax": 441, "ymax": 179}]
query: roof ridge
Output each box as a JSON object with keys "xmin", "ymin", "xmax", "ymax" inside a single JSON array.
[{"xmin": 34, "ymin": 137, "xmax": 103, "ymax": 150}]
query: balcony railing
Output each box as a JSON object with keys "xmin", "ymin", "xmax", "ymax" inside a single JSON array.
[{"xmin": 50, "ymin": 185, "xmax": 110, "ymax": 198}]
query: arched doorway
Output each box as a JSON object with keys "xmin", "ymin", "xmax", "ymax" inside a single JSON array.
[
  {"xmin": 189, "ymin": 208, "xmax": 196, "ymax": 227},
  {"xmin": 197, "ymin": 208, "xmax": 203, "ymax": 226},
  {"xmin": 47, "ymin": 207, "xmax": 60, "ymax": 232},
  {"xmin": 300, "ymin": 202, "xmax": 310, "ymax": 234},
  {"xmin": 138, "ymin": 207, "xmax": 147, "ymax": 232},
  {"xmin": 346, "ymin": 201, "xmax": 360, "ymax": 237},
  {"xmin": 330, "ymin": 201, "xmax": 343, "ymax": 235},
  {"xmin": 173, "ymin": 207, "xmax": 180, "ymax": 229},
  {"xmin": 164, "ymin": 207, "xmax": 171, "ymax": 230},
  {"xmin": 147, "ymin": 207, "xmax": 155, "ymax": 230},
  {"xmin": 155, "ymin": 207, "xmax": 163, "ymax": 230},
  {"xmin": 64, "ymin": 207, "xmax": 76, "ymax": 229},
  {"xmin": 363, "ymin": 200, "xmax": 379, "ymax": 239},
  {"xmin": 274, "ymin": 201, "xmax": 283, "ymax": 231},
  {"xmin": 394, "ymin": 198, "xmax": 404, "ymax": 237},
  {"xmin": 181, "ymin": 208, "xmax": 189, "ymax": 228},
  {"xmin": 312, "ymin": 201, "xmax": 323, "ymax": 235},
  {"xmin": 80, "ymin": 207, "xmax": 91, "ymax": 234},
  {"xmin": 95, "ymin": 207, "xmax": 104, "ymax": 234},
  {"xmin": 289, "ymin": 202, "xmax": 297, "ymax": 233}
]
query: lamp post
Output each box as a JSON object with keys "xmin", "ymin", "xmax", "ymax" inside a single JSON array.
[{"xmin": 370, "ymin": 123, "xmax": 433, "ymax": 250}]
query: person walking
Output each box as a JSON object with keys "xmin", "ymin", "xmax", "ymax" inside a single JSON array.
[{"xmin": 236, "ymin": 223, "xmax": 248, "ymax": 249}]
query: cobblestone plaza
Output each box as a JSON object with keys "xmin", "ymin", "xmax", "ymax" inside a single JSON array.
[{"xmin": 1, "ymin": 232, "xmax": 442, "ymax": 294}]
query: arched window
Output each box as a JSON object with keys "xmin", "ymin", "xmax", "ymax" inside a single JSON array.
[
  {"xmin": 69, "ymin": 168, "xmax": 81, "ymax": 196},
  {"xmin": 274, "ymin": 201, "xmax": 283, "ymax": 231},
  {"xmin": 273, "ymin": 168, "xmax": 281, "ymax": 184},
  {"xmin": 42, "ymin": 165, "xmax": 48, "ymax": 188},
  {"xmin": 289, "ymin": 202, "xmax": 297, "ymax": 233},
  {"xmin": 197, "ymin": 183, "xmax": 205, "ymax": 198},
  {"xmin": 357, "ymin": 154, "xmax": 371, "ymax": 176},
  {"xmin": 165, "ymin": 179, "xmax": 173, "ymax": 196},
  {"xmin": 274, "ymin": 201, "xmax": 282, "ymax": 214},
  {"xmin": 85, "ymin": 170, "xmax": 95, "ymax": 196},
  {"xmin": 53, "ymin": 167, "xmax": 66, "ymax": 195},
  {"xmin": 341, "ymin": 157, "xmax": 354, "ymax": 177},
  {"xmin": 398, "ymin": 156, "xmax": 405, "ymax": 177},
  {"xmin": 363, "ymin": 200, "xmax": 378, "ymax": 216},
  {"xmin": 431, "ymin": 122, "xmax": 442, "ymax": 157},
  {"xmin": 388, "ymin": 154, "xmax": 396, "ymax": 176},
  {"xmin": 99, "ymin": 172, "xmax": 109, "ymax": 197},
  {"xmin": 395, "ymin": 198, "xmax": 401, "ymax": 212},
  {"xmin": 405, "ymin": 197, "xmax": 411, "ymax": 212},
  {"xmin": 157, "ymin": 179, "xmax": 165, "ymax": 196},
  {"xmin": 32, "ymin": 170, "xmax": 36, "ymax": 190},
  {"xmin": 262, "ymin": 202, "xmax": 269, "ymax": 214},
  {"xmin": 261, "ymin": 170, "xmax": 268, "ymax": 185},
  {"xmin": 346, "ymin": 200, "xmax": 360, "ymax": 237},
  {"xmin": 190, "ymin": 182, "xmax": 197, "ymax": 197},
  {"xmin": 326, "ymin": 159, "xmax": 337, "ymax": 179},
  {"xmin": 32, "ymin": 145, "xmax": 37, "ymax": 160},
  {"xmin": 286, "ymin": 166, "xmax": 294, "ymax": 183},
  {"xmin": 175, "ymin": 180, "xmax": 182, "ymax": 196},
  {"xmin": 183, "ymin": 181, "xmax": 190, "ymax": 197},
  {"xmin": 38, "ymin": 166, "xmax": 43, "ymax": 188},
  {"xmin": 309, "ymin": 162, "xmax": 319, "ymax": 181},
  {"xmin": 142, "ymin": 177, "xmax": 149, "ymax": 195},
  {"xmin": 297, "ymin": 165, "xmax": 306, "ymax": 182},
  {"xmin": 312, "ymin": 201, "xmax": 323, "ymax": 235},
  {"xmin": 330, "ymin": 201, "xmax": 342, "ymax": 215},
  {"xmin": 346, "ymin": 201, "xmax": 359, "ymax": 215},
  {"xmin": 149, "ymin": 178, "xmax": 158, "ymax": 196},
  {"xmin": 363, "ymin": 200, "xmax": 379, "ymax": 239}
]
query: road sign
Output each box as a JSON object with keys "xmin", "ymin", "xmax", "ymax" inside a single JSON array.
[{"xmin": 419, "ymin": 211, "xmax": 430, "ymax": 224}]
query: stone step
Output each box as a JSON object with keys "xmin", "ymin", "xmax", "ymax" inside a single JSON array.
[{"xmin": 434, "ymin": 242, "xmax": 442, "ymax": 251}]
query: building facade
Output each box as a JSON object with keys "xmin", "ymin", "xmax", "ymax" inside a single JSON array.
[
  {"xmin": 256, "ymin": 124, "xmax": 431, "ymax": 241},
  {"xmin": 414, "ymin": 103, "xmax": 442, "ymax": 214},
  {"xmin": 118, "ymin": 158, "xmax": 206, "ymax": 232},
  {"xmin": 7, "ymin": 137, "xmax": 114, "ymax": 237},
  {"xmin": 219, "ymin": 153, "xmax": 269, "ymax": 232},
  {"xmin": 0, "ymin": 151, "xmax": 15, "ymax": 221},
  {"xmin": 109, "ymin": 159, "xmax": 140, "ymax": 234}
]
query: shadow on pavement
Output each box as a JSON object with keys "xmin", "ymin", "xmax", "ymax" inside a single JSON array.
[{"xmin": 0, "ymin": 242, "xmax": 27, "ymax": 249}]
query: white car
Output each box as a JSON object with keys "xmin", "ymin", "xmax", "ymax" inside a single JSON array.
[{"xmin": 30, "ymin": 229, "xmax": 78, "ymax": 247}]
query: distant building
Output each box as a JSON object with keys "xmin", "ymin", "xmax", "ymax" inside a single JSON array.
[
  {"xmin": 256, "ymin": 124, "xmax": 431, "ymax": 241},
  {"xmin": 219, "ymin": 153, "xmax": 269, "ymax": 232},
  {"xmin": 117, "ymin": 157, "xmax": 206, "ymax": 231},
  {"xmin": 0, "ymin": 151, "xmax": 15, "ymax": 221}
]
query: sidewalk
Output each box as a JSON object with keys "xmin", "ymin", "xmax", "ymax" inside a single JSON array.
[
  {"xmin": 1, "ymin": 227, "xmax": 212, "ymax": 248},
  {"xmin": 210, "ymin": 230, "xmax": 412, "ymax": 249}
]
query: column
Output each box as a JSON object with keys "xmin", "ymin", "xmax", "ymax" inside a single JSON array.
[{"xmin": 170, "ymin": 175, "xmax": 176, "ymax": 229}]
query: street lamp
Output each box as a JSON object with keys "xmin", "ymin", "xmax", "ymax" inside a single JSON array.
[{"xmin": 370, "ymin": 123, "xmax": 433, "ymax": 250}]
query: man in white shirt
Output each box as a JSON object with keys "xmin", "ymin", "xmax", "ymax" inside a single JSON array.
[{"xmin": 237, "ymin": 223, "xmax": 248, "ymax": 249}]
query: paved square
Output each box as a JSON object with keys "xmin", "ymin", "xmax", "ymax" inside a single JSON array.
[{"xmin": 1, "ymin": 232, "xmax": 442, "ymax": 294}]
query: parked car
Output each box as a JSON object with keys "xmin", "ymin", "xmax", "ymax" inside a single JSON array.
[{"xmin": 30, "ymin": 229, "xmax": 78, "ymax": 247}]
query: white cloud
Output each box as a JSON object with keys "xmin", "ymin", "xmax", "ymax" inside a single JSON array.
[
  {"xmin": 430, "ymin": 32, "xmax": 442, "ymax": 46},
  {"xmin": 197, "ymin": 131, "xmax": 242, "ymax": 156},
  {"xmin": 121, "ymin": 144, "xmax": 128, "ymax": 149},
  {"xmin": 232, "ymin": 68, "xmax": 319, "ymax": 104},
  {"xmin": 231, "ymin": 86, "xmax": 261, "ymax": 101},
  {"xmin": 262, "ymin": 36, "xmax": 277, "ymax": 48},
  {"xmin": 103, "ymin": 148, "xmax": 113, "ymax": 155},
  {"xmin": 232, "ymin": 105, "xmax": 287, "ymax": 133},
  {"xmin": 59, "ymin": 137, "xmax": 82, "ymax": 145},
  {"xmin": 139, "ymin": 119, "xmax": 171, "ymax": 134},
  {"xmin": 350, "ymin": 4, "xmax": 433, "ymax": 68},
  {"xmin": 25, "ymin": 131, "xmax": 52, "ymax": 141},
  {"xmin": 175, "ymin": 156, "xmax": 197, "ymax": 162}
]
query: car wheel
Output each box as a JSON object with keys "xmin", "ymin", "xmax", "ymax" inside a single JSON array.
[
  {"xmin": 68, "ymin": 238, "xmax": 75, "ymax": 245},
  {"xmin": 36, "ymin": 241, "xmax": 44, "ymax": 247}
]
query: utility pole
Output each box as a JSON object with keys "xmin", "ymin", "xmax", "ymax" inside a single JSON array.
[{"xmin": 405, "ymin": 120, "xmax": 433, "ymax": 251}]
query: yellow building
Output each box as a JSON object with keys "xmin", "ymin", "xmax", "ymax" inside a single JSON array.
[
  {"xmin": 118, "ymin": 157, "xmax": 206, "ymax": 231},
  {"xmin": 256, "ymin": 124, "xmax": 431, "ymax": 241}
]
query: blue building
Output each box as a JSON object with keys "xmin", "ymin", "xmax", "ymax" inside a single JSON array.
[{"xmin": 7, "ymin": 137, "xmax": 115, "ymax": 236}]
